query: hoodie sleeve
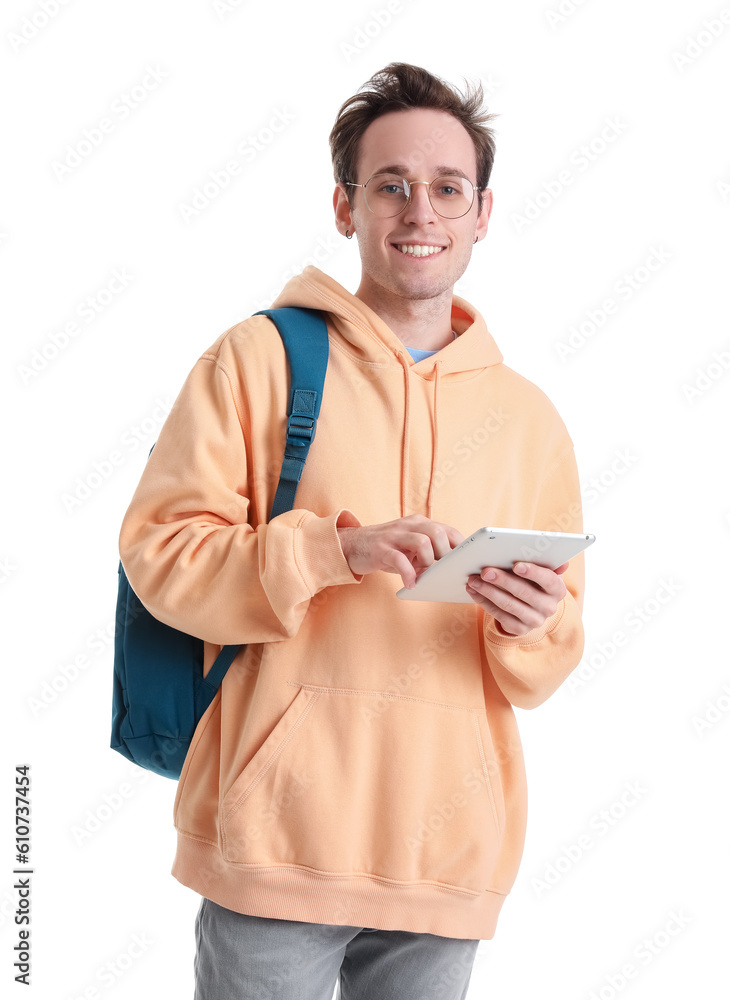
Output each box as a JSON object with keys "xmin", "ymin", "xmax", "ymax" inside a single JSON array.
[
  {"xmin": 118, "ymin": 340, "xmax": 362, "ymax": 647},
  {"xmin": 482, "ymin": 444, "xmax": 586, "ymax": 710}
]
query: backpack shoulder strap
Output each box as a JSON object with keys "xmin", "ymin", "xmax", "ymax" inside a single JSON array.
[
  {"xmin": 203, "ymin": 307, "xmax": 329, "ymax": 691},
  {"xmin": 253, "ymin": 307, "xmax": 330, "ymax": 520}
]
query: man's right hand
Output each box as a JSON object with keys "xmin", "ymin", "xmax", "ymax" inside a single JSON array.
[{"xmin": 336, "ymin": 514, "xmax": 465, "ymax": 590}]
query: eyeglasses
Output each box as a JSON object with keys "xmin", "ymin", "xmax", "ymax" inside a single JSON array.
[{"xmin": 344, "ymin": 172, "xmax": 477, "ymax": 219}]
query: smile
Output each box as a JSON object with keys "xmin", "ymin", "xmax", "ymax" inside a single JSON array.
[{"xmin": 392, "ymin": 244, "xmax": 446, "ymax": 257}]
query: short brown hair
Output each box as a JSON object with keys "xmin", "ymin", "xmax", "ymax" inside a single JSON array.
[{"xmin": 329, "ymin": 62, "xmax": 498, "ymax": 215}]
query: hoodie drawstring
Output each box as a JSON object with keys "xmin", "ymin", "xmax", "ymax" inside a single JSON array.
[
  {"xmin": 399, "ymin": 354, "xmax": 441, "ymax": 520},
  {"xmin": 400, "ymin": 356, "xmax": 410, "ymax": 518},
  {"xmin": 426, "ymin": 360, "xmax": 441, "ymax": 520}
]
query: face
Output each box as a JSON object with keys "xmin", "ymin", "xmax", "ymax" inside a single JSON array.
[{"xmin": 333, "ymin": 107, "xmax": 492, "ymax": 305}]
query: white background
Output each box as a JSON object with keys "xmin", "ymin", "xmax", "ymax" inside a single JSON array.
[{"xmin": 2, "ymin": 0, "xmax": 729, "ymax": 997}]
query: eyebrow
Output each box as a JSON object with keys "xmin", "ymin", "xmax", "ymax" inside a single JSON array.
[{"xmin": 370, "ymin": 164, "xmax": 472, "ymax": 180}]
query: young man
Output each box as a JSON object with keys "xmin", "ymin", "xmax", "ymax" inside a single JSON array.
[{"xmin": 119, "ymin": 63, "xmax": 586, "ymax": 1000}]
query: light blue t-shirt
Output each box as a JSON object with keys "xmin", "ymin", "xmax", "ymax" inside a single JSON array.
[
  {"xmin": 407, "ymin": 346, "xmax": 439, "ymax": 362},
  {"xmin": 406, "ymin": 331, "xmax": 457, "ymax": 362}
]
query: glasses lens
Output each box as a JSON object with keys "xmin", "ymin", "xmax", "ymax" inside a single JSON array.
[
  {"xmin": 428, "ymin": 175, "xmax": 475, "ymax": 218},
  {"xmin": 363, "ymin": 173, "xmax": 409, "ymax": 217},
  {"xmin": 362, "ymin": 173, "xmax": 476, "ymax": 218}
]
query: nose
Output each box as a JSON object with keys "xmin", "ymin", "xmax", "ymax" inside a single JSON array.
[{"xmin": 401, "ymin": 180, "xmax": 438, "ymax": 224}]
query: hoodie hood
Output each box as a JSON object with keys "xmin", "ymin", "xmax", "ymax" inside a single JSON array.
[
  {"xmin": 271, "ymin": 266, "xmax": 505, "ymax": 519},
  {"xmin": 270, "ymin": 265, "xmax": 504, "ymax": 375}
]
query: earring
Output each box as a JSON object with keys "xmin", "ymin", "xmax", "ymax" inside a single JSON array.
[
  {"xmin": 345, "ymin": 229, "xmax": 353, "ymax": 239},
  {"xmin": 473, "ymin": 236, "xmax": 478, "ymax": 244}
]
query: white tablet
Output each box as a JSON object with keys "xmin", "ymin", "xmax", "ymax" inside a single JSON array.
[{"xmin": 396, "ymin": 526, "xmax": 596, "ymax": 603}]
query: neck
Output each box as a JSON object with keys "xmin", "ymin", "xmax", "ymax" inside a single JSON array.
[{"xmin": 354, "ymin": 278, "xmax": 454, "ymax": 351}]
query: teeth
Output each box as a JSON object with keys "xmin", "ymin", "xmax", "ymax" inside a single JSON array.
[{"xmin": 395, "ymin": 244, "xmax": 445, "ymax": 257}]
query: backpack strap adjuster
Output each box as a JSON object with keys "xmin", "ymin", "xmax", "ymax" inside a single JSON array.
[{"xmin": 286, "ymin": 389, "xmax": 318, "ymax": 446}]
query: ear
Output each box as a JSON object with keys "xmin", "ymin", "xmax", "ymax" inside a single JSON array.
[
  {"xmin": 474, "ymin": 188, "xmax": 493, "ymax": 242},
  {"xmin": 333, "ymin": 183, "xmax": 354, "ymax": 238}
]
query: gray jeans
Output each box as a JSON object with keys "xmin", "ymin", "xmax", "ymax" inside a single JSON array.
[{"xmin": 193, "ymin": 897, "xmax": 480, "ymax": 1000}]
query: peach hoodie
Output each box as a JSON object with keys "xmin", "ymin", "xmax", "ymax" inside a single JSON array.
[{"xmin": 118, "ymin": 265, "xmax": 586, "ymax": 941}]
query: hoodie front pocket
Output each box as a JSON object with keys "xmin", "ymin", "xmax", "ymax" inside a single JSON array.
[{"xmin": 220, "ymin": 682, "xmax": 504, "ymax": 895}]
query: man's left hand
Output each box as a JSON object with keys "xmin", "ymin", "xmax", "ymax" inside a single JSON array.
[{"xmin": 466, "ymin": 561, "xmax": 569, "ymax": 637}]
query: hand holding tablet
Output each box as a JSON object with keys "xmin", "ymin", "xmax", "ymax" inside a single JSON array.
[{"xmin": 396, "ymin": 527, "xmax": 596, "ymax": 604}]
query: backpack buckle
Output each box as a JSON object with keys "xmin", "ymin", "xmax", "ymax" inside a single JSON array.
[{"xmin": 286, "ymin": 389, "xmax": 318, "ymax": 447}]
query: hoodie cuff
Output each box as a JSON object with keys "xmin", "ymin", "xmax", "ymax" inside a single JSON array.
[
  {"xmin": 293, "ymin": 508, "xmax": 364, "ymax": 591},
  {"xmin": 484, "ymin": 598, "xmax": 566, "ymax": 647}
]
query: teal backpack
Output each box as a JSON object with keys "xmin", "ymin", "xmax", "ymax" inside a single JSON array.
[{"xmin": 111, "ymin": 307, "xmax": 329, "ymax": 779}]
